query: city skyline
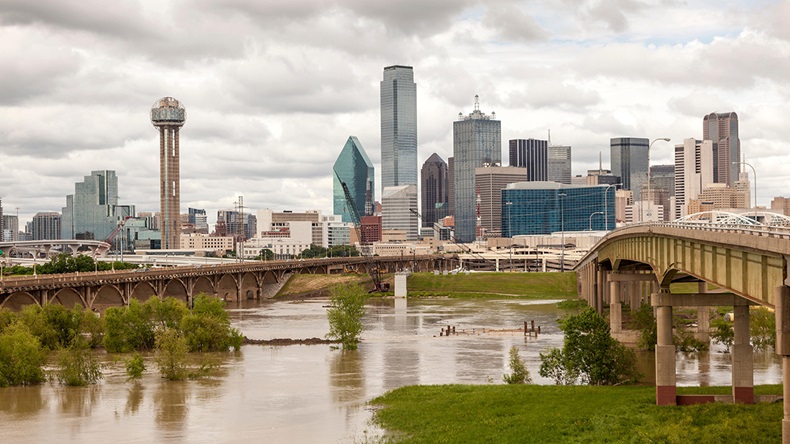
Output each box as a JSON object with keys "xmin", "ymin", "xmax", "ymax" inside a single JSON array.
[{"xmin": 1, "ymin": 1, "xmax": 788, "ymax": 225}]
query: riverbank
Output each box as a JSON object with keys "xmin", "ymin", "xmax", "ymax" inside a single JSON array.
[
  {"xmin": 371, "ymin": 384, "xmax": 783, "ymax": 443},
  {"xmin": 276, "ymin": 271, "xmax": 577, "ymax": 299}
]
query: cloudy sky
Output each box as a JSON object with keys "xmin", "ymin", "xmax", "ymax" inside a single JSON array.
[{"xmin": 1, "ymin": 0, "xmax": 788, "ymax": 227}]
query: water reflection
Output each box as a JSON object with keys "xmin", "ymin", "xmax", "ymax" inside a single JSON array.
[
  {"xmin": 125, "ymin": 381, "xmax": 144, "ymax": 415},
  {"xmin": 0, "ymin": 386, "xmax": 46, "ymax": 416},
  {"xmin": 330, "ymin": 350, "xmax": 365, "ymax": 404},
  {"xmin": 153, "ymin": 380, "xmax": 189, "ymax": 433}
]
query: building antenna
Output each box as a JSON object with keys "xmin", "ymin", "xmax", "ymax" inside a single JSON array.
[
  {"xmin": 548, "ymin": 129, "xmax": 552, "ymax": 146},
  {"xmin": 474, "ymin": 94, "xmax": 480, "ymax": 111}
]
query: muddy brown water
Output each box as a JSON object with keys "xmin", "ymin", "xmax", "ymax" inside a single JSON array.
[{"xmin": 0, "ymin": 297, "xmax": 782, "ymax": 443}]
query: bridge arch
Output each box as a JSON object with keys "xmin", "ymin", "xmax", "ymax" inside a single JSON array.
[
  {"xmin": 240, "ymin": 272, "xmax": 257, "ymax": 301},
  {"xmin": 216, "ymin": 274, "xmax": 237, "ymax": 301},
  {"xmin": 131, "ymin": 281, "xmax": 158, "ymax": 302},
  {"xmin": 162, "ymin": 279, "xmax": 188, "ymax": 302},
  {"xmin": 51, "ymin": 288, "xmax": 86, "ymax": 308},
  {"xmin": 93, "ymin": 285, "xmax": 124, "ymax": 310},
  {"xmin": 192, "ymin": 276, "xmax": 215, "ymax": 297},
  {"xmin": 1, "ymin": 292, "xmax": 38, "ymax": 310}
]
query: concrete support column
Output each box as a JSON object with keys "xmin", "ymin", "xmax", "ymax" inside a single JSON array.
[
  {"xmin": 655, "ymin": 301, "xmax": 676, "ymax": 405},
  {"xmin": 610, "ymin": 280, "xmax": 621, "ymax": 334},
  {"xmin": 732, "ymin": 304, "xmax": 754, "ymax": 404},
  {"xmin": 696, "ymin": 282, "xmax": 710, "ymax": 343},
  {"xmin": 776, "ymin": 285, "xmax": 790, "ymax": 443}
]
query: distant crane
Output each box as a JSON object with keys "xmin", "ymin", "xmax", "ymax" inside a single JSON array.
[{"xmin": 336, "ymin": 174, "xmax": 389, "ymax": 292}]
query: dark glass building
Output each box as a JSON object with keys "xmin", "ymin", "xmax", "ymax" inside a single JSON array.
[
  {"xmin": 509, "ymin": 139, "xmax": 547, "ymax": 181},
  {"xmin": 610, "ymin": 137, "xmax": 648, "ymax": 201},
  {"xmin": 501, "ymin": 182, "xmax": 615, "ymax": 236},
  {"xmin": 420, "ymin": 153, "xmax": 448, "ymax": 228}
]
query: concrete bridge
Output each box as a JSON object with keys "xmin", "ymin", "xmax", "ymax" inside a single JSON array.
[
  {"xmin": 0, "ymin": 254, "xmax": 458, "ymax": 311},
  {"xmin": 575, "ymin": 222, "xmax": 790, "ymax": 440}
]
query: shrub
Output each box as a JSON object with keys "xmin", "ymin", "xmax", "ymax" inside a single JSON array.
[
  {"xmin": 55, "ymin": 338, "xmax": 103, "ymax": 386},
  {"xmin": 503, "ymin": 346, "xmax": 531, "ymax": 384},
  {"xmin": 325, "ymin": 283, "xmax": 369, "ymax": 350},
  {"xmin": 750, "ymin": 307, "xmax": 776, "ymax": 351},
  {"xmin": 180, "ymin": 294, "xmax": 242, "ymax": 352},
  {"xmin": 538, "ymin": 347, "xmax": 579, "ymax": 385},
  {"xmin": 712, "ymin": 318, "xmax": 734, "ymax": 352},
  {"xmin": 540, "ymin": 307, "xmax": 639, "ymax": 386},
  {"xmin": 146, "ymin": 297, "xmax": 189, "ymax": 331},
  {"xmin": 631, "ymin": 304, "xmax": 657, "ymax": 351},
  {"xmin": 104, "ymin": 300, "xmax": 155, "ymax": 353},
  {"xmin": 0, "ymin": 322, "xmax": 47, "ymax": 386},
  {"xmin": 125, "ymin": 353, "xmax": 146, "ymax": 380},
  {"xmin": 154, "ymin": 328, "xmax": 188, "ymax": 381}
]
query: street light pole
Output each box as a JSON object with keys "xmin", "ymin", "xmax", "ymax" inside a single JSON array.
[
  {"xmin": 604, "ymin": 183, "xmax": 622, "ymax": 231},
  {"xmin": 558, "ymin": 193, "xmax": 566, "ymax": 272},
  {"xmin": 589, "ymin": 211, "xmax": 604, "ymax": 231},
  {"xmin": 733, "ymin": 161, "xmax": 758, "ymax": 222},
  {"xmin": 646, "ymin": 138, "xmax": 671, "ymax": 222}
]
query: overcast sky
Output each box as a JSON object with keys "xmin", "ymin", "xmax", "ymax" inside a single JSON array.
[{"xmin": 1, "ymin": 0, "xmax": 788, "ymax": 226}]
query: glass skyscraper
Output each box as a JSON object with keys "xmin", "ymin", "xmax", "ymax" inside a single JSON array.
[
  {"xmin": 380, "ymin": 65, "xmax": 417, "ymax": 190},
  {"xmin": 509, "ymin": 139, "xmax": 547, "ymax": 181},
  {"xmin": 333, "ymin": 136, "xmax": 374, "ymax": 223},
  {"xmin": 420, "ymin": 153, "xmax": 448, "ymax": 228},
  {"xmin": 610, "ymin": 137, "xmax": 649, "ymax": 202},
  {"xmin": 703, "ymin": 112, "xmax": 740, "ymax": 187},
  {"xmin": 61, "ymin": 170, "xmax": 135, "ymax": 241},
  {"xmin": 453, "ymin": 96, "xmax": 501, "ymax": 242},
  {"xmin": 502, "ymin": 182, "xmax": 614, "ymax": 236}
]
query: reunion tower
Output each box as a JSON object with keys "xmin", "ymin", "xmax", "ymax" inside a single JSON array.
[{"xmin": 151, "ymin": 97, "xmax": 186, "ymax": 250}]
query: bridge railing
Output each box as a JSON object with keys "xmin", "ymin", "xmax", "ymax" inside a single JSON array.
[{"xmin": 574, "ymin": 221, "xmax": 790, "ymax": 271}]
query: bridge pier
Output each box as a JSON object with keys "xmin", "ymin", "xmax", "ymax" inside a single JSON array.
[
  {"xmin": 654, "ymin": 288, "xmax": 676, "ymax": 406},
  {"xmin": 774, "ymin": 285, "xmax": 790, "ymax": 443},
  {"xmin": 653, "ymin": 290, "xmax": 755, "ymax": 406},
  {"xmin": 609, "ymin": 279, "xmax": 621, "ymax": 334},
  {"xmin": 732, "ymin": 304, "xmax": 753, "ymax": 403}
]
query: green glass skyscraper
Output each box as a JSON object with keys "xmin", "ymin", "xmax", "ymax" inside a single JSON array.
[{"xmin": 333, "ymin": 136, "xmax": 374, "ymax": 223}]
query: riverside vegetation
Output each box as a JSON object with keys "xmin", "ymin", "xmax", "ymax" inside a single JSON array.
[{"xmin": 0, "ymin": 294, "xmax": 242, "ymax": 386}]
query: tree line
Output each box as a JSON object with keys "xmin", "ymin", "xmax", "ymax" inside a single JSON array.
[{"xmin": 0, "ymin": 294, "xmax": 242, "ymax": 387}]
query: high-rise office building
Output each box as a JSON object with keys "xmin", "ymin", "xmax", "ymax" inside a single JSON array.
[
  {"xmin": 502, "ymin": 182, "xmax": 614, "ymax": 236},
  {"xmin": 453, "ymin": 96, "xmax": 501, "ymax": 242},
  {"xmin": 0, "ymin": 198, "xmax": 3, "ymax": 240},
  {"xmin": 62, "ymin": 170, "xmax": 134, "ymax": 240},
  {"xmin": 381, "ymin": 65, "xmax": 417, "ymax": 190},
  {"xmin": 703, "ymin": 112, "xmax": 740, "ymax": 187},
  {"xmin": 2, "ymin": 215, "xmax": 18, "ymax": 242},
  {"xmin": 548, "ymin": 145, "xmax": 572, "ymax": 184},
  {"xmin": 648, "ymin": 164, "xmax": 674, "ymax": 221},
  {"xmin": 610, "ymin": 137, "xmax": 649, "ymax": 201},
  {"xmin": 30, "ymin": 212, "xmax": 61, "ymax": 240},
  {"xmin": 448, "ymin": 157, "xmax": 455, "ymax": 217},
  {"xmin": 381, "ymin": 184, "xmax": 418, "ymax": 241},
  {"xmin": 674, "ymin": 138, "xmax": 714, "ymax": 219},
  {"xmin": 188, "ymin": 208, "xmax": 209, "ymax": 234},
  {"xmin": 151, "ymin": 97, "xmax": 186, "ymax": 250},
  {"xmin": 333, "ymin": 136, "xmax": 375, "ymax": 223},
  {"xmin": 475, "ymin": 166, "xmax": 528, "ymax": 238},
  {"xmin": 509, "ymin": 139, "xmax": 547, "ymax": 181},
  {"xmin": 420, "ymin": 153, "xmax": 449, "ymax": 228}
]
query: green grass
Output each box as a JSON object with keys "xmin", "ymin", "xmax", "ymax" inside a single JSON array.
[
  {"xmin": 406, "ymin": 272, "xmax": 577, "ymax": 299},
  {"xmin": 371, "ymin": 384, "xmax": 782, "ymax": 444}
]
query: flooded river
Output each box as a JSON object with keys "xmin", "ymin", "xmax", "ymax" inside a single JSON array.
[{"xmin": 0, "ymin": 297, "xmax": 783, "ymax": 443}]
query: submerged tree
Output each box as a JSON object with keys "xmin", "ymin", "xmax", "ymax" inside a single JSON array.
[
  {"xmin": 326, "ymin": 283, "xmax": 369, "ymax": 350},
  {"xmin": 0, "ymin": 323, "xmax": 47, "ymax": 387}
]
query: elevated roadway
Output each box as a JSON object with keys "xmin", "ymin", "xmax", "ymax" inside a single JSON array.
[{"xmin": 575, "ymin": 221, "xmax": 790, "ymax": 441}]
